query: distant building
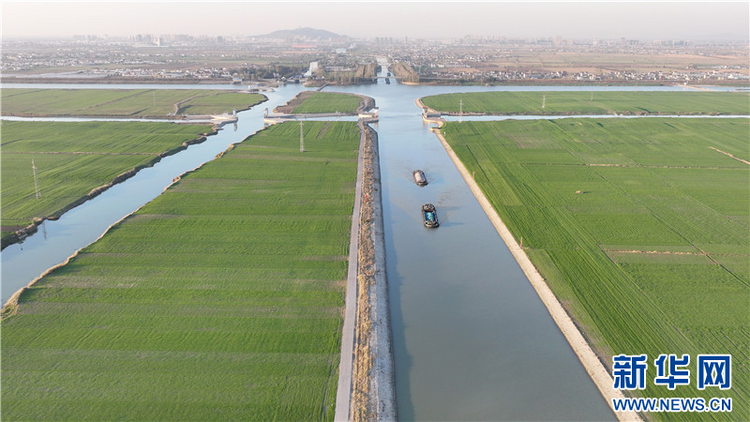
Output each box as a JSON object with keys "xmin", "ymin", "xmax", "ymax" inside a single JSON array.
[{"xmin": 304, "ymin": 61, "xmax": 319, "ymax": 77}]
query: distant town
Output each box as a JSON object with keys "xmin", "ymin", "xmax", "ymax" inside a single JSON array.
[{"xmin": 3, "ymin": 28, "xmax": 748, "ymax": 85}]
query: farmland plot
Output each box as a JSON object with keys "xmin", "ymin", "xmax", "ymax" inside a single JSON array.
[
  {"xmin": 1, "ymin": 121, "xmax": 213, "ymax": 241},
  {"xmin": 1, "ymin": 121, "xmax": 360, "ymax": 421},
  {"xmin": 1, "ymin": 88, "xmax": 265, "ymax": 118},
  {"xmin": 440, "ymin": 118, "xmax": 749, "ymax": 420},
  {"xmin": 422, "ymin": 91, "xmax": 750, "ymax": 116}
]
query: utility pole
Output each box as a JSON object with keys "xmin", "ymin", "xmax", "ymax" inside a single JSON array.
[
  {"xmin": 542, "ymin": 94, "xmax": 546, "ymax": 109},
  {"xmin": 32, "ymin": 159, "xmax": 41, "ymax": 199},
  {"xmin": 299, "ymin": 121, "xmax": 305, "ymax": 153},
  {"xmin": 459, "ymin": 99, "xmax": 463, "ymax": 123}
]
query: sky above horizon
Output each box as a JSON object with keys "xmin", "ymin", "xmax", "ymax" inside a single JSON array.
[{"xmin": 2, "ymin": 1, "xmax": 748, "ymax": 41}]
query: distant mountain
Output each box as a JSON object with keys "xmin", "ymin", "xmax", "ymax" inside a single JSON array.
[{"xmin": 255, "ymin": 28, "xmax": 348, "ymax": 40}]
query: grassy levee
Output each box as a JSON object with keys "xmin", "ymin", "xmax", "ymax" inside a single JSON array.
[
  {"xmin": 2, "ymin": 88, "xmax": 265, "ymax": 117},
  {"xmin": 440, "ymin": 118, "xmax": 749, "ymax": 421},
  {"xmin": 289, "ymin": 92, "xmax": 364, "ymax": 114},
  {"xmin": 1, "ymin": 120, "xmax": 360, "ymax": 420},
  {"xmin": 1, "ymin": 121, "xmax": 213, "ymax": 243},
  {"xmin": 422, "ymin": 91, "xmax": 750, "ymax": 115}
]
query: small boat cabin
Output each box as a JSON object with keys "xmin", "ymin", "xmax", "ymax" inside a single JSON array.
[{"xmin": 413, "ymin": 170, "xmax": 428, "ymax": 186}]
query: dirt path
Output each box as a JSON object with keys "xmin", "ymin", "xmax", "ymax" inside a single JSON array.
[
  {"xmin": 433, "ymin": 127, "xmax": 640, "ymax": 422},
  {"xmin": 335, "ymin": 112, "xmax": 395, "ymax": 422},
  {"xmin": 709, "ymin": 146, "xmax": 750, "ymax": 165}
]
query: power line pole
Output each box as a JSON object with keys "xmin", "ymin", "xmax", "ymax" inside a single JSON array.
[
  {"xmin": 542, "ymin": 94, "xmax": 546, "ymax": 109},
  {"xmin": 459, "ymin": 99, "xmax": 463, "ymax": 123},
  {"xmin": 32, "ymin": 159, "xmax": 41, "ymax": 199},
  {"xmin": 299, "ymin": 121, "xmax": 305, "ymax": 153}
]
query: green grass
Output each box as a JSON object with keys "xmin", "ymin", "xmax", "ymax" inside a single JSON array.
[
  {"xmin": 1, "ymin": 88, "xmax": 265, "ymax": 117},
  {"xmin": 1, "ymin": 121, "xmax": 212, "ymax": 239},
  {"xmin": 441, "ymin": 118, "xmax": 749, "ymax": 421},
  {"xmin": 422, "ymin": 91, "xmax": 750, "ymax": 115},
  {"xmin": 1, "ymin": 120, "xmax": 360, "ymax": 421},
  {"xmin": 290, "ymin": 92, "xmax": 362, "ymax": 114}
]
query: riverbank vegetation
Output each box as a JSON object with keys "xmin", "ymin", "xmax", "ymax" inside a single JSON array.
[
  {"xmin": 318, "ymin": 63, "xmax": 378, "ymax": 85},
  {"xmin": 439, "ymin": 117, "xmax": 748, "ymax": 420},
  {"xmin": 1, "ymin": 88, "xmax": 265, "ymax": 118},
  {"xmin": 1, "ymin": 121, "xmax": 213, "ymax": 246},
  {"xmin": 390, "ymin": 62, "xmax": 420, "ymax": 84},
  {"xmin": 1, "ymin": 120, "xmax": 360, "ymax": 420},
  {"xmin": 422, "ymin": 91, "xmax": 750, "ymax": 115}
]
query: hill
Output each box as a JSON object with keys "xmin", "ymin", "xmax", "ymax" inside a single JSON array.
[{"xmin": 256, "ymin": 27, "xmax": 348, "ymax": 41}]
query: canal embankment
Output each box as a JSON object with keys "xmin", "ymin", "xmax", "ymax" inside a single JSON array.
[
  {"xmin": 336, "ymin": 118, "xmax": 396, "ymax": 421},
  {"xmin": 432, "ymin": 127, "xmax": 639, "ymax": 422}
]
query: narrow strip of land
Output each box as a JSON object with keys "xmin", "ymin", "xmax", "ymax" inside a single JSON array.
[
  {"xmin": 335, "ymin": 116, "xmax": 395, "ymax": 421},
  {"xmin": 709, "ymin": 146, "xmax": 750, "ymax": 165}
]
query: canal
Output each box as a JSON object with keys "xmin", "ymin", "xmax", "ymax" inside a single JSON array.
[
  {"xmin": 333, "ymin": 72, "xmax": 618, "ymax": 420},
  {"xmin": 4, "ymin": 77, "xmax": 711, "ymax": 420},
  {"xmin": 1, "ymin": 83, "xmax": 307, "ymax": 304}
]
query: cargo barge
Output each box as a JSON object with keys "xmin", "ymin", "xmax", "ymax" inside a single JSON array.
[
  {"xmin": 422, "ymin": 203, "xmax": 439, "ymax": 228},
  {"xmin": 413, "ymin": 170, "xmax": 428, "ymax": 186}
]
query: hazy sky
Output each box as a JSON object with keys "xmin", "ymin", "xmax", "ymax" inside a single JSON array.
[{"xmin": 2, "ymin": 1, "xmax": 748, "ymax": 41}]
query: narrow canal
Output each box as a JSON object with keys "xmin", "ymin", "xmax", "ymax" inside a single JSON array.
[
  {"xmin": 4, "ymin": 78, "xmax": 705, "ymax": 420},
  {"xmin": 1, "ymin": 83, "xmax": 307, "ymax": 304}
]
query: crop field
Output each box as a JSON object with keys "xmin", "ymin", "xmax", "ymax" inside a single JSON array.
[
  {"xmin": 1, "ymin": 120, "xmax": 360, "ymax": 420},
  {"xmin": 1, "ymin": 121, "xmax": 212, "ymax": 240},
  {"xmin": 440, "ymin": 118, "xmax": 749, "ymax": 420},
  {"xmin": 422, "ymin": 91, "xmax": 750, "ymax": 115},
  {"xmin": 289, "ymin": 91, "xmax": 363, "ymax": 114},
  {"xmin": 1, "ymin": 88, "xmax": 265, "ymax": 117}
]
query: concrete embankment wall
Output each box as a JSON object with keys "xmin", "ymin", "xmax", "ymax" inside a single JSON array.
[{"xmin": 432, "ymin": 127, "xmax": 639, "ymax": 422}]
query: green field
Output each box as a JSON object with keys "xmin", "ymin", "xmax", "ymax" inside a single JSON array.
[
  {"xmin": 1, "ymin": 120, "xmax": 360, "ymax": 420},
  {"xmin": 2, "ymin": 88, "xmax": 265, "ymax": 117},
  {"xmin": 440, "ymin": 118, "xmax": 749, "ymax": 420},
  {"xmin": 422, "ymin": 91, "xmax": 750, "ymax": 115},
  {"xmin": 290, "ymin": 92, "xmax": 363, "ymax": 114},
  {"xmin": 1, "ymin": 121, "xmax": 213, "ymax": 242}
]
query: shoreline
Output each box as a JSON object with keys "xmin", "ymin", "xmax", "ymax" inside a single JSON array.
[{"xmin": 431, "ymin": 122, "xmax": 639, "ymax": 422}]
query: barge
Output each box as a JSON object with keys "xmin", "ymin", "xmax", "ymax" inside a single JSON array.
[
  {"xmin": 413, "ymin": 169, "xmax": 428, "ymax": 186},
  {"xmin": 422, "ymin": 203, "xmax": 439, "ymax": 228}
]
